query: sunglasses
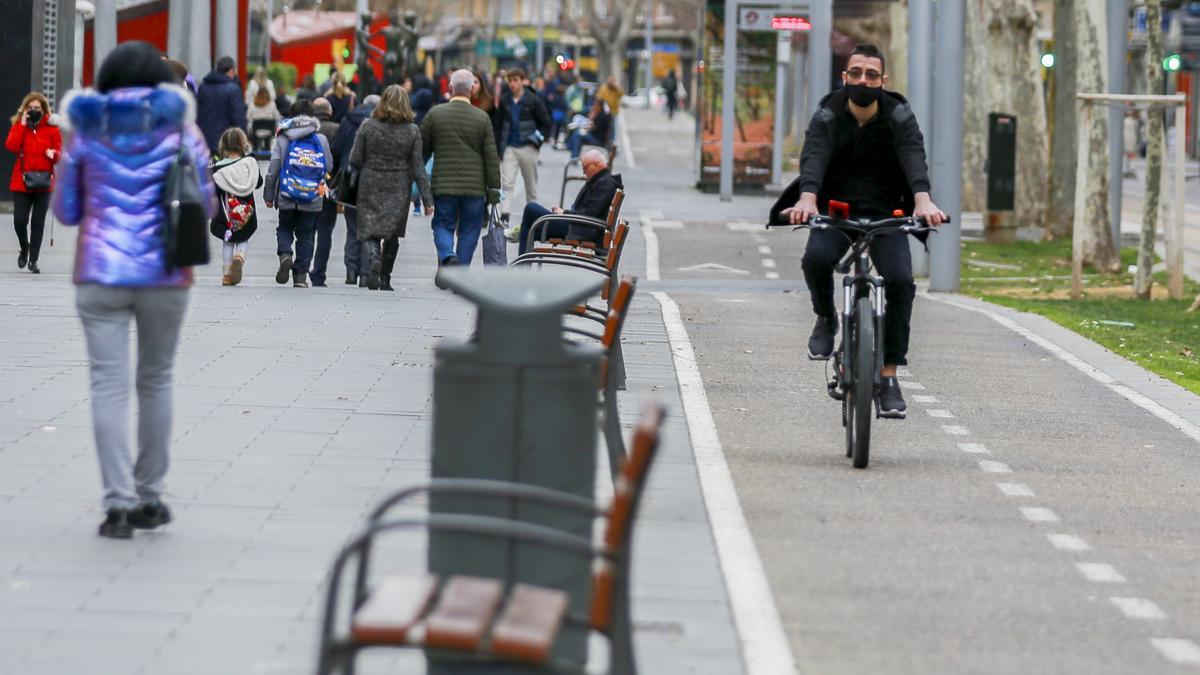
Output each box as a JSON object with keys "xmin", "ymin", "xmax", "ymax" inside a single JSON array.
[{"xmin": 845, "ymin": 68, "xmax": 883, "ymax": 84}]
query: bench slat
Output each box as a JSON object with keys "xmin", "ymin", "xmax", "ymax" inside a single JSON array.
[
  {"xmin": 351, "ymin": 574, "xmax": 438, "ymax": 644},
  {"xmin": 424, "ymin": 576, "xmax": 504, "ymax": 652},
  {"xmin": 490, "ymin": 584, "xmax": 569, "ymax": 663}
]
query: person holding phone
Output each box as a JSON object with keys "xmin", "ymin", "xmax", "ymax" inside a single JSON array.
[{"xmin": 5, "ymin": 92, "xmax": 62, "ymax": 273}]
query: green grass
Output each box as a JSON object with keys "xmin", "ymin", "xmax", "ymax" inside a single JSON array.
[{"xmin": 959, "ymin": 240, "xmax": 1200, "ymax": 394}]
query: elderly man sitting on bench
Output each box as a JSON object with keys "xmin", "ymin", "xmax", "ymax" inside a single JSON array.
[{"xmin": 507, "ymin": 148, "xmax": 624, "ymax": 255}]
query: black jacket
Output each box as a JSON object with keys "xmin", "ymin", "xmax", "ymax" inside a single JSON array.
[
  {"xmin": 770, "ymin": 89, "xmax": 931, "ymax": 224},
  {"xmin": 570, "ymin": 169, "xmax": 623, "ymax": 220},
  {"xmin": 196, "ymin": 71, "xmax": 247, "ymax": 154},
  {"xmin": 315, "ymin": 112, "xmax": 341, "ymax": 167},
  {"xmin": 498, "ymin": 90, "xmax": 552, "ymax": 153},
  {"xmin": 332, "ymin": 101, "xmax": 376, "ymax": 171}
]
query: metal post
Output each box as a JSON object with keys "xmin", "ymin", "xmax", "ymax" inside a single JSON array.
[
  {"xmin": 805, "ymin": 0, "xmax": 832, "ymax": 137},
  {"xmin": 772, "ymin": 30, "xmax": 789, "ymax": 185},
  {"xmin": 264, "ymin": 0, "xmax": 275, "ymax": 67},
  {"xmin": 719, "ymin": 0, "xmax": 736, "ymax": 200},
  {"xmin": 93, "ymin": 0, "xmax": 116, "ymax": 81},
  {"xmin": 216, "ymin": 0, "xmax": 238, "ymax": 71},
  {"xmin": 907, "ymin": 0, "xmax": 934, "ymax": 277},
  {"xmin": 187, "ymin": 0, "xmax": 212, "ymax": 77},
  {"xmin": 645, "ymin": 0, "xmax": 655, "ymax": 107},
  {"xmin": 536, "ymin": 0, "xmax": 545, "ymax": 75},
  {"xmin": 1170, "ymin": 101, "xmax": 1186, "ymax": 298},
  {"xmin": 792, "ymin": 32, "xmax": 808, "ymax": 140},
  {"xmin": 168, "ymin": 0, "xmax": 186, "ymax": 61},
  {"xmin": 928, "ymin": 0, "xmax": 965, "ymax": 292},
  {"xmin": 1107, "ymin": 0, "xmax": 1128, "ymax": 246}
]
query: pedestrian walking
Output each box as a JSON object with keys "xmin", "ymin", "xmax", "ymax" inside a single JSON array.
[
  {"xmin": 663, "ymin": 70, "xmax": 679, "ymax": 119},
  {"xmin": 247, "ymin": 86, "xmax": 281, "ymax": 128},
  {"xmin": 497, "ymin": 68, "xmax": 551, "ymax": 226},
  {"xmin": 324, "ymin": 71, "xmax": 357, "ymax": 123},
  {"xmin": 295, "ymin": 74, "xmax": 319, "ymax": 103},
  {"xmin": 564, "ymin": 99, "xmax": 612, "ymax": 160},
  {"xmin": 420, "ymin": 68, "xmax": 501, "ymax": 283},
  {"xmin": 263, "ymin": 98, "xmax": 333, "ymax": 288},
  {"xmin": 6, "ymin": 91, "xmax": 62, "ymax": 274},
  {"xmin": 596, "ymin": 75, "xmax": 624, "ymax": 118},
  {"xmin": 196, "ymin": 55, "xmax": 247, "ymax": 154},
  {"xmin": 310, "ymin": 97, "xmax": 341, "ymax": 286},
  {"xmin": 350, "ymin": 85, "xmax": 432, "ymax": 291},
  {"xmin": 209, "ymin": 128, "xmax": 262, "ymax": 286},
  {"xmin": 52, "ymin": 41, "xmax": 216, "ymax": 539},
  {"xmin": 332, "ymin": 94, "xmax": 379, "ymax": 286},
  {"xmin": 245, "ymin": 66, "xmax": 276, "ymax": 107}
]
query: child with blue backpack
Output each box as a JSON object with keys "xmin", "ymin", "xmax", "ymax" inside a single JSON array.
[{"xmin": 263, "ymin": 97, "xmax": 333, "ymax": 288}]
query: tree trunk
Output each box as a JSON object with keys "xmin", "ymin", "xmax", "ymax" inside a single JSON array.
[
  {"xmin": 1137, "ymin": 0, "xmax": 1164, "ymax": 299},
  {"xmin": 1046, "ymin": 0, "xmax": 1077, "ymax": 240},
  {"xmin": 596, "ymin": 40, "xmax": 623, "ymax": 81},
  {"xmin": 1074, "ymin": 0, "xmax": 1121, "ymax": 272},
  {"xmin": 961, "ymin": 0, "xmax": 989, "ymax": 213}
]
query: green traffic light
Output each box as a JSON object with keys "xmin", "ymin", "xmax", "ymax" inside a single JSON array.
[
  {"xmin": 1040, "ymin": 52, "xmax": 1054, "ymax": 69},
  {"xmin": 1164, "ymin": 54, "xmax": 1182, "ymax": 71}
]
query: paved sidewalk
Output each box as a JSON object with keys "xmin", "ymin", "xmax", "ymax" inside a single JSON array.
[{"xmin": 0, "ymin": 139, "xmax": 744, "ymax": 674}]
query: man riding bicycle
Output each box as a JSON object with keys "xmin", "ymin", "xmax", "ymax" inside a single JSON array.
[{"xmin": 773, "ymin": 43, "xmax": 946, "ymax": 419}]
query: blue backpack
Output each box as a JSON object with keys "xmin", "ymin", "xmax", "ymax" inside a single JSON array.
[{"xmin": 279, "ymin": 132, "xmax": 327, "ymax": 203}]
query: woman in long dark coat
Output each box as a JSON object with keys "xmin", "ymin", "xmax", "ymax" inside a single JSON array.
[{"xmin": 349, "ymin": 84, "xmax": 432, "ymax": 291}]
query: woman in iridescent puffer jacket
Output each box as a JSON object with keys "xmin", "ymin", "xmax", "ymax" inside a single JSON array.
[{"xmin": 53, "ymin": 41, "xmax": 216, "ymax": 540}]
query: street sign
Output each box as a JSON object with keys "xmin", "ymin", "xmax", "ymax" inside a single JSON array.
[{"xmin": 738, "ymin": 6, "xmax": 812, "ymax": 31}]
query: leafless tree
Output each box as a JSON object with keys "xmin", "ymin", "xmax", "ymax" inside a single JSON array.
[{"xmin": 569, "ymin": 0, "xmax": 642, "ymax": 80}]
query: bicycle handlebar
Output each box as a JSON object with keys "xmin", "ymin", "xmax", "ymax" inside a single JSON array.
[{"xmin": 765, "ymin": 213, "xmax": 949, "ymax": 233}]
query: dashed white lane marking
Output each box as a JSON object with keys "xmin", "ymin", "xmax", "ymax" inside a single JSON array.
[
  {"xmin": 1152, "ymin": 638, "xmax": 1200, "ymax": 664},
  {"xmin": 927, "ymin": 409, "xmax": 954, "ymax": 418},
  {"xmin": 618, "ymin": 114, "xmax": 637, "ymax": 168},
  {"xmin": 765, "ymin": 272, "xmax": 780, "ymax": 280},
  {"xmin": 757, "ymin": 245, "xmax": 772, "ymax": 255},
  {"xmin": 761, "ymin": 259, "xmax": 777, "ymax": 269},
  {"xmin": 958, "ymin": 442, "xmax": 989, "ymax": 454},
  {"xmin": 1077, "ymin": 563, "xmax": 1126, "ymax": 583},
  {"xmin": 641, "ymin": 217, "xmax": 661, "ymax": 281},
  {"xmin": 912, "ymin": 395, "xmax": 939, "ymax": 403},
  {"xmin": 1020, "ymin": 506, "xmax": 1059, "ymax": 522},
  {"xmin": 728, "ymin": 221, "xmax": 765, "ymax": 232},
  {"xmin": 1110, "ymin": 597, "xmax": 1167, "ymax": 620},
  {"xmin": 653, "ymin": 219, "xmax": 684, "ymax": 229},
  {"xmin": 1047, "ymin": 534, "xmax": 1091, "ymax": 551},
  {"xmin": 980, "ymin": 460, "xmax": 1012, "ymax": 474},
  {"xmin": 904, "ymin": 382, "xmax": 926, "ymax": 390},
  {"xmin": 652, "ymin": 292, "xmax": 799, "ymax": 675},
  {"xmin": 942, "ymin": 425, "xmax": 970, "ymax": 435},
  {"xmin": 997, "ymin": 482, "xmax": 1035, "ymax": 497}
]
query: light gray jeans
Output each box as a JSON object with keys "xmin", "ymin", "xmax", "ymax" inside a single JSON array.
[{"xmin": 75, "ymin": 285, "xmax": 189, "ymax": 510}]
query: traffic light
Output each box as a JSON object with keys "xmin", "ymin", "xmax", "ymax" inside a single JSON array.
[
  {"xmin": 1164, "ymin": 53, "xmax": 1183, "ymax": 71},
  {"xmin": 1040, "ymin": 52, "xmax": 1054, "ymax": 69}
]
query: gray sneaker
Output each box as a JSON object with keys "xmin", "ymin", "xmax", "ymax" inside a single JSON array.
[
  {"xmin": 276, "ymin": 254, "xmax": 292, "ymax": 284},
  {"xmin": 877, "ymin": 376, "xmax": 907, "ymax": 419},
  {"xmin": 292, "ymin": 271, "xmax": 309, "ymax": 288}
]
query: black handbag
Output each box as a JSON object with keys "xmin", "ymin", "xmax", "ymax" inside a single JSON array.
[
  {"xmin": 330, "ymin": 165, "xmax": 359, "ymax": 206},
  {"xmin": 162, "ymin": 135, "xmax": 209, "ymax": 272},
  {"xmin": 19, "ymin": 148, "xmax": 52, "ymax": 192}
]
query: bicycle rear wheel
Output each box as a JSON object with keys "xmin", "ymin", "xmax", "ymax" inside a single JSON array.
[{"xmin": 851, "ymin": 296, "xmax": 875, "ymax": 469}]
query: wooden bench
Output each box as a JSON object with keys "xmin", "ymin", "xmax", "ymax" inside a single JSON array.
[
  {"xmin": 517, "ymin": 190, "xmax": 625, "ymax": 266},
  {"xmin": 316, "ymin": 403, "xmax": 666, "ymax": 675}
]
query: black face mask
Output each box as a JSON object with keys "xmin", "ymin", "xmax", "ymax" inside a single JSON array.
[
  {"xmin": 845, "ymin": 83, "xmax": 882, "ymax": 107},
  {"xmin": 26, "ymin": 109, "xmax": 43, "ymax": 125}
]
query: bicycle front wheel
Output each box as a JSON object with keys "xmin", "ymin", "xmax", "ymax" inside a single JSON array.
[{"xmin": 851, "ymin": 296, "xmax": 875, "ymax": 469}]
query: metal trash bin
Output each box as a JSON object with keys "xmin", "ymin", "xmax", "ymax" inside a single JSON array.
[{"xmin": 429, "ymin": 267, "xmax": 604, "ymax": 672}]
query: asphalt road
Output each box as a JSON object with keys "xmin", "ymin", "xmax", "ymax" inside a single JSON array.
[{"xmin": 621, "ymin": 108, "xmax": 1200, "ymax": 674}]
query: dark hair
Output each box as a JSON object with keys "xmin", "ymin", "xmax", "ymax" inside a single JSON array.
[
  {"xmin": 507, "ymin": 68, "xmax": 527, "ymax": 81},
  {"xmin": 96, "ymin": 41, "xmax": 174, "ymax": 93},
  {"xmin": 165, "ymin": 58, "xmax": 190, "ymax": 84},
  {"xmin": 216, "ymin": 55, "xmax": 236, "ymax": 73},
  {"xmin": 290, "ymin": 98, "xmax": 314, "ymax": 117},
  {"xmin": 850, "ymin": 44, "xmax": 886, "ymax": 73}
]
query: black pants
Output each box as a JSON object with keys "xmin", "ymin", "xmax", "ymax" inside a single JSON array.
[
  {"xmin": 310, "ymin": 199, "xmax": 339, "ymax": 285},
  {"xmin": 801, "ymin": 228, "xmax": 915, "ymax": 366},
  {"xmin": 13, "ymin": 191, "xmax": 50, "ymax": 262}
]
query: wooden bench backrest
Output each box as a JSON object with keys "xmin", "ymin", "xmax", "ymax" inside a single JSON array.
[
  {"xmin": 590, "ymin": 402, "xmax": 665, "ymax": 631},
  {"xmin": 600, "ymin": 220, "xmax": 630, "ymax": 302},
  {"xmin": 606, "ymin": 190, "xmax": 625, "ymax": 230},
  {"xmin": 599, "ymin": 276, "xmax": 638, "ymax": 388}
]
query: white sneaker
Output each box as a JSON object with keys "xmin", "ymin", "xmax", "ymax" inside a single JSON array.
[{"xmin": 503, "ymin": 225, "xmax": 521, "ymax": 243}]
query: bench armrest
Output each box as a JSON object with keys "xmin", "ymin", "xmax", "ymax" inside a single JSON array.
[
  {"xmin": 526, "ymin": 214, "xmax": 610, "ymax": 251},
  {"xmin": 511, "ymin": 255, "xmax": 608, "ymax": 274},
  {"xmin": 369, "ymin": 478, "xmax": 607, "ymax": 522}
]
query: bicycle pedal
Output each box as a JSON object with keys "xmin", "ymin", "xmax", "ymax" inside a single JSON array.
[
  {"xmin": 807, "ymin": 352, "xmax": 833, "ymax": 361},
  {"xmin": 827, "ymin": 380, "xmax": 844, "ymax": 401}
]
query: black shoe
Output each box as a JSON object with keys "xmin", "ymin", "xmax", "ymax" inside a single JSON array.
[
  {"xmin": 98, "ymin": 509, "xmax": 134, "ymax": 539},
  {"xmin": 17, "ymin": 249, "xmax": 28, "ymax": 269},
  {"xmin": 807, "ymin": 315, "xmax": 838, "ymax": 360},
  {"xmin": 310, "ymin": 276, "xmax": 327, "ymax": 287},
  {"xmin": 127, "ymin": 501, "xmax": 172, "ymax": 530},
  {"xmin": 275, "ymin": 254, "xmax": 292, "ymax": 284},
  {"xmin": 380, "ymin": 275, "xmax": 394, "ymax": 291},
  {"xmin": 293, "ymin": 271, "xmax": 309, "ymax": 288},
  {"xmin": 27, "ymin": 260, "xmax": 40, "ymax": 274},
  {"xmin": 877, "ymin": 376, "xmax": 907, "ymax": 419},
  {"xmin": 345, "ymin": 271, "xmax": 358, "ymax": 285},
  {"xmin": 434, "ymin": 256, "xmax": 459, "ymax": 290},
  {"xmin": 501, "ymin": 213, "xmax": 511, "ymax": 226}
]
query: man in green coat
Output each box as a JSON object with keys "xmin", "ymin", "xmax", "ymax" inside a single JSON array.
[{"xmin": 420, "ymin": 68, "xmax": 501, "ymax": 277}]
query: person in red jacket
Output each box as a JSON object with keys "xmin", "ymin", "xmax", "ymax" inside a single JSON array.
[{"xmin": 6, "ymin": 92, "xmax": 62, "ymax": 273}]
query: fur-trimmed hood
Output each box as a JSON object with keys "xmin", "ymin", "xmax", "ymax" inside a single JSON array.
[{"xmin": 59, "ymin": 84, "xmax": 196, "ymax": 151}]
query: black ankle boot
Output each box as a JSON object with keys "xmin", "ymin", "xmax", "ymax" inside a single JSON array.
[
  {"xmin": 127, "ymin": 501, "xmax": 173, "ymax": 530},
  {"xmin": 17, "ymin": 249, "xmax": 28, "ymax": 269},
  {"xmin": 27, "ymin": 260, "xmax": 40, "ymax": 274},
  {"xmin": 99, "ymin": 509, "xmax": 134, "ymax": 539}
]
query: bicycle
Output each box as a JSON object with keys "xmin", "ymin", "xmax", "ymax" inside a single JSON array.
[{"xmin": 768, "ymin": 211, "xmax": 944, "ymax": 469}]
